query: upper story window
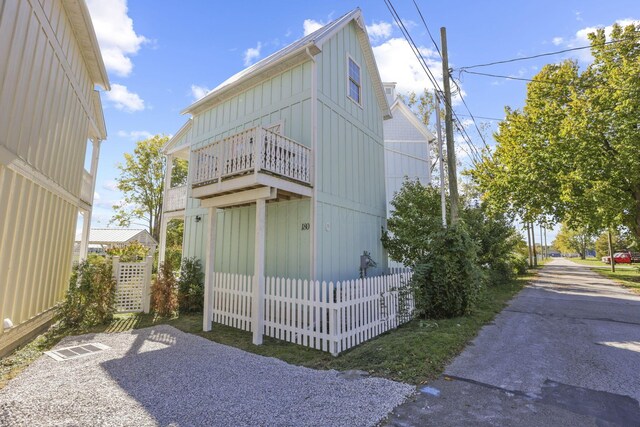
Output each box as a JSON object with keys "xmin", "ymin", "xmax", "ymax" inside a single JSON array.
[{"xmin": 348, "ymin": 57, "xmax": 361, "ymax": 104}]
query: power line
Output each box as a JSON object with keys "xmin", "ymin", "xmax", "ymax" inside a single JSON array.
[
  {"xmin": 456, "ymin": 36, "xmax": 638, "ymax": 71},
  {"xmin": 458, "ymin": 69, "xmax": 636, "ymax": 93},
  {"xmin": 412, "ymin": 0, "xmax": 441, "ymax": 58},
  {"xmin": 456, "ymin": 113, "xmax": 503, "ymax": 122},
  {"xmin": 384, "ymin": 0, "xmax": 486, "ymax": 166}
]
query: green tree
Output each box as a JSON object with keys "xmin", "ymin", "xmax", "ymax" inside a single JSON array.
[
  {"xmin": 471, "ymin": 23, "xmax": 640, "ymax": 239},
  {"xmin": 381, "ymin": 180, "xmax": 445, "ymax": 267},
  {"xmin": 553, "ymin": 224, "xmax": 595, "ymax": 259},
  {"xmin": 111, "ymin": 135, "xmax": 187, "ymax": 241}
]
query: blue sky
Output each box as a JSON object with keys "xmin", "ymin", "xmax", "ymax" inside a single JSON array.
[{"xmin": 86, "ymin": 0, "xmax": 638, "ymax": 241}]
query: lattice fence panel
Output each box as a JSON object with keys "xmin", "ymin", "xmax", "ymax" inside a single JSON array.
[{"xmin": 114, "ymin": 257, "xmax": 151, "ymax": 313}]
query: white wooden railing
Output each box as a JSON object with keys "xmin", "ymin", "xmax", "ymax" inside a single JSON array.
[
  {"xmin": 192, "ymin": 126, "xmax": 312, "ymax": 187},
  {"xmin": 209, "ymin": 272, "xmax": 414, "ymax": 356},
  {"xmin": 80, "ymin": 170, "xmax": 93, "ymax": 203},
  {"xmin": 164, "ymin": 185, "xmax": 187, "ymax": 212}
]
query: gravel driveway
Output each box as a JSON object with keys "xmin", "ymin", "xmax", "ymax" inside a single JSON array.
[{"xmin": 0, "ymin": 325, "xmax": 413, "ymax": 426}]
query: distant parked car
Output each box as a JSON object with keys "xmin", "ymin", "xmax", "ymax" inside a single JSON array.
[{"xmin": 601, "ymin": 252, "xmax": 632, "ymax": 264}]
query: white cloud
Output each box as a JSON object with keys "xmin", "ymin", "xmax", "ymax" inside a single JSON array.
[
  {"xmin": 552, "ymin": 37, "xmax": 564, "ymax": 46},
  {"xmin": 303, "ymin": 19, "xmax": 325, "ymax": 36},
  {"xmin": 103, "ymin": 180, "xmax": 119, "ymax": 192},
  {"xmin": 373, "ymin": 38, "xmax": 443, "ymax": 96},
  {"xmin": 93, "ymin": 191, "xmax": 100, "ymax": 200},
  {"xmin": 366, "ymin": 21, "xmax": 393, "ymax": 41},
  {"xmin": 105, "ymin": 84, "xmax": 145, "ymax": 112},
  {"xmin": 243, "ymin": 42, "xmax": 262, "ymax": 66},
  {"xmin": 86, "ymin": 0, "xmax": 148, "ymax": 77},
  {"xmin": 116, "ymin": 130, "xmax": 152, "ymax": 140},
  {"xmin": 556, "ymin": 18, "xmax": 639, "ymax": 62},
  {"xmin": 190, "ymin": 84, "xmax": 211, "ymax": 101}
]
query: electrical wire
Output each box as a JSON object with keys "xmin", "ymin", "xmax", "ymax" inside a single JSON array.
[
  {"xmin": 456, "ymin": 36, "xmax": 639, "ymax": 71},
  {"xmin": 384, "ymin": 0, "xmax": 486, "ymax": 166}
]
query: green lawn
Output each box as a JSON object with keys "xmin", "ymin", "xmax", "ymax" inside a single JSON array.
[
  {"xmin": 1, "ymin": 270, "xmax": 538, "ymax": 388},
  {"xmin": 568, "ymin": 257, "xmax": 640, "ymax": 294}
]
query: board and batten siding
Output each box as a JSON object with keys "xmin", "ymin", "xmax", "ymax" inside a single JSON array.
[
  {"xmin": 0, "ymin": 0, "xmax": 104, "ymax": 334},
  {"xmin": 182, "ymin": 200, "xmax": 311, "ymax": 279},
  {"xmin": 384, "ymin": 105, "xmax": 431, "ymax": 216},
  {"xmin": 182, "ymin": 61, "xmax": 314, "ymax": 278},
  {"xmin": 314, "ymin": 21, "xmax": 388, "ymax": 281}
]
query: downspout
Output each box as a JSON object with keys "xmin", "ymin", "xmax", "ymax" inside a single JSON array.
[{"xmin": 306, "ymin": 46, "xmax": 318, "ymax": 280}]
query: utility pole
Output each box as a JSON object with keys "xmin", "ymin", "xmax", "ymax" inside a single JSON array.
[
  {"xmin": 435, "ymin": 92, "xmax": 446, "ymax": 227},
  {"xmin": 531, "ymin": 221, "xmax": 538, "ymax": 267},
  {"xmin": 440, "ymin": 27, "xmax": 459, "ymax": 225},
  {"xmin": 526, "ymin": 223, "xmax": 533, "ymax": 268},
  {"xmin": 539, "ymin": 223, "xmax": 544, "ymax": 259},
  {"xmin": 607, "ymin": 228, "xmax": 616, "ymax": 273}
]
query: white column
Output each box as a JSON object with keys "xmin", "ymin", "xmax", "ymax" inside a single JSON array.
[
  {"xmin": 158, "ymin": 215, "xmax": 168, "ymax": 265},
  {"xmin": 203, "ymin": 208, "xmax": 217, "ymax": 331},
  {"xmin": 252, "ymin": 199, "xmax": 266, "ymax": 345},
  {"xmin": 79, "ymin": 139, "xmax": 102, "ymax": 261}
]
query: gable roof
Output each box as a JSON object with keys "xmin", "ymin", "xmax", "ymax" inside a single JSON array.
[
  {"xmin": 61, "ymin": 0, "xmax": 110, "ymax": 91},
  {"xmin": 183, "ymin": 8, "xmax": 391, "ymax": 119},
  {"xmin": 75, "ymin": 228, "xmax": 157, "ymax": 245},
  {"xmin": 389, "ymin": 97, "xmax": 436, "ymax": 142},
  {"xmin": 162, "ymin": 119, "xmax": 192, "ymax": 155}
]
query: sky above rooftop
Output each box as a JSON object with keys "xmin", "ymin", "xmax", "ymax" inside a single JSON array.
[{"xmin": 85, "ymin": 0, "xmax": 638, "ymax": 241}]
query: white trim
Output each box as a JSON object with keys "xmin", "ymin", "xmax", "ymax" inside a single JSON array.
[
  {"xmin": 200, "ymin": 187, "xmax": 276, "ymax": 208},
  {"xmin": 309, "ymin": 50, "xmax": 318, "ymax": 281},
  {"xmin": 392, "ymin": 101, "xmax": 436, "ymax": 142},
  {"xmin": 346, "ymin": 54, "xmax": 363, "ymax": 107},
  {"xmin": 1, "ymin": 145, "xmax": 89, "ymax": 210},
  {"xmin": 265, "ymin": 119, "xmax": 285, "ymax": 135}
]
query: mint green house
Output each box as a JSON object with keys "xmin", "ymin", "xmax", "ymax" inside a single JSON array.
[{"xmin": 160, "ymin": 9, "xmax": 392, "ymax": 334}]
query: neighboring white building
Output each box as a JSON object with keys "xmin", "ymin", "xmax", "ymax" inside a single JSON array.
[
  {"xmin": 382, "ymin": 82, "xmax": 435, "ymax": 216},
  {"xmin": 74, "ymin": 229, "xmax": 158, "ymax": 256},
  {"xmin": 0, "ymin": 0, "xmax": 109, "ymax": 355}
]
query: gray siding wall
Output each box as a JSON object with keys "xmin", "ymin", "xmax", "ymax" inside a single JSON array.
[{"xmin": 314, "ymin": 22, "xmax": 388, "ymax": 281}]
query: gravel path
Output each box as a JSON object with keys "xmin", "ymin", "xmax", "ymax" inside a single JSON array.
[{"xmin": 0, "ymin": 325, "xmax": 414, "ymax": 426}]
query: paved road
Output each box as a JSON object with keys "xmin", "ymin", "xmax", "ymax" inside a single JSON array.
[{"xmin": 387, "ymin": 259, "xmax": 640, "ymax": 426}]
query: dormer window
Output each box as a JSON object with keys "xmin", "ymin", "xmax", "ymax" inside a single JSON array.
[{"xmin": 348, "ymin": 56, "xmax": 361, "ymax": 104}]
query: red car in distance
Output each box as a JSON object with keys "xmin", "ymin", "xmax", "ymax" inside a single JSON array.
[{"xmin": 601, "ymin": 252, "xmax": 632, "ymax": 264}]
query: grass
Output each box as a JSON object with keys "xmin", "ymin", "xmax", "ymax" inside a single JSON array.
[
  {"xmin": 569, "ymin": 257, "xmax": 640, "ymax": 294},
  {"xmin": 1, "ymin": 269, "xmax": 539, "ymax": 389}
]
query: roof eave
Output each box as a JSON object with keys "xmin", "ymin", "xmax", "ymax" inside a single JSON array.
[
  {"xmin": 61, "ymin": 0, "xmax": 110, "ymax": 91},
  {"xmin": 182, "ymin": 43, "xmax": 320, "ymax": 116}
]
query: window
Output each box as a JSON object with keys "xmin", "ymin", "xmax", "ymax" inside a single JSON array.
[{"xmin": 348, "ymin": 57, "xmax": 361, "ymax": 104}]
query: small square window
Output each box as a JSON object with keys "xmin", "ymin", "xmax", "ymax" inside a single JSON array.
[{"xmin": 348, "ymin": 57, "xmax": 361, "ymax": 104}]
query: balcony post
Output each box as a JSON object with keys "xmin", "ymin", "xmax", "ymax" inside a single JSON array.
[
  {"xmin": 254, "ymin": 127, "xmax": 262, "ymax": 174},
  {"xmin": 252, "ymin": 198, "xmax": 266, "ymax": 345},
  {"xmin": 203, "ymin": 208, "xmax": 218, "ymax": 332}
]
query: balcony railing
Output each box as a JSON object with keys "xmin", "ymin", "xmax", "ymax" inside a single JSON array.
[
  {"xmin": 165, "ymin": 185, "xmax": 187, "ymax": 212},
  {"xmin": 192, "ymin": 126, "xmax": 312, "ymax": 187},
  {"xmin": 80, "ymin": 170, "xmax": 93, "ymax": 203}
]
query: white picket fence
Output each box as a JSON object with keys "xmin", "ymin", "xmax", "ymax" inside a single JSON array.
[
  {"xmin": 112, "ymin": 256, "xmax": 153, "ymax": 313},
  {"xmin": 210, "ymin": 271, "xmax": 414, "ymax": 356}
]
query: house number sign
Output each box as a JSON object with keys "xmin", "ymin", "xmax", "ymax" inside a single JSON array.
[{"xmin": 301, "ymin": 223, "xmax": 310, "ymax": 230}]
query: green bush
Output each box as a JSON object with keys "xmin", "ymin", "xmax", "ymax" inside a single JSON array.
[
  {"xmin": 178, "ymin": 258, "xmax": 204, "ymax": 313},
  {"xmin": 411, "ymin": 225, "xmax": 483, "ymax": 318},
  {"xmin": 56, "ymin": 258, "xmax": 116, "ymax": 328},
  {"xmin": 151, "ymin": 262, "xmax": 178, "ymax": 317},
  {"xmin": 106, "ymin": 241, "xmax": 149, "ymax": 262},
  {"xmin": 164, "ymin": 246, "xmax": 182, "ymax": 271}
]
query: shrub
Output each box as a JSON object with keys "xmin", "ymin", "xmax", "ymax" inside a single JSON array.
[
  {"xmin": 56, "ymin": 258, "xmax": 116, "ymax": 328},
  {"xmin": 106, "ymin": 241, "xmax": 149, "ymax": 262},
  {"xmin": 411, "ymin": 224, "xmax": 483, "ymax": 318},
  {"xmin": 151, "ymin": 262, "xmax": 178, "ymax": 317},
  {"xmin": 178, "ymin": 258, "xmax": 204, "ymax": 313},
  {"xmin": 164, "ymin": 246, "xmax": 182, "ymax": 271}
]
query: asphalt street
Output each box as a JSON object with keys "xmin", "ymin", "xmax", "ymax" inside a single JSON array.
[{"xmin": 386, "ymin": 258, "xmax": 640, "ymax": 426}]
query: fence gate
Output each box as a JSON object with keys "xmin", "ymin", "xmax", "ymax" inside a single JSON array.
[{"xmin": 113, "ymin": 256, "xmax": 153, "ymax": 313}]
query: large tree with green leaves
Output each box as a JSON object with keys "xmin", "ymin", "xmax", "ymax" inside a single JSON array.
[
  {"xmin": 111, "ymin": 135, "xmax": 187, "ymax": 241},
  {"xmin": 471, "ymin": 23, "xmax": 640, "ymax": 238},
  {"xmin": 553, "ymin": 224, "xmax": 595, "ymax": 259}
]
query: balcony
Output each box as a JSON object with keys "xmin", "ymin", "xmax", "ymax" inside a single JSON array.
[
  {"xmin": 80, "ymin": 170, "xmax": 93, "ymax": 203},
  {"xmin": 191, "ymin": 126, "xmax": 312, "ymax": 202},
  {"xmin": 164, "ymin": 185, "xmax": 187, "ymax": 212}
]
